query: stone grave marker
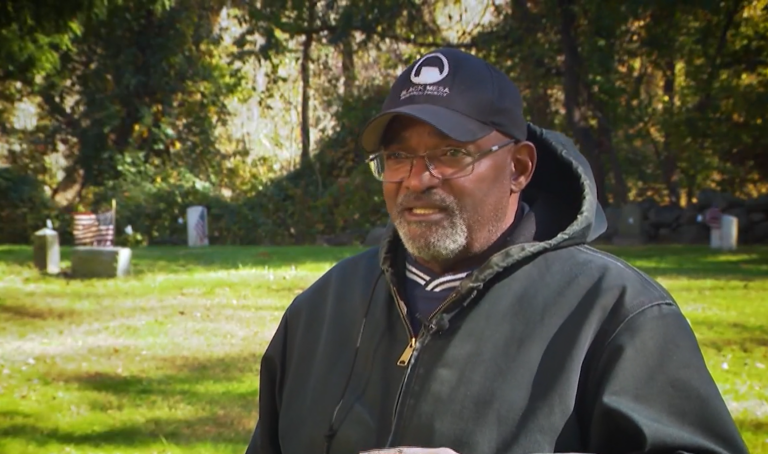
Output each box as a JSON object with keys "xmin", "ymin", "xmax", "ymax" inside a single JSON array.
[
  {"xmin": 71, "ymin": 247, "xmax": 132, "ymax": 278},
  {"xmin": 612, "ymin": 203, "xmax": 644, "ymax": 245},
  {"xmin": 33, "ymin": 226, "xmax": 60, "ymax": 274}
]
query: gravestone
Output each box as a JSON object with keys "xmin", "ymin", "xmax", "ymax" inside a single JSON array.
[
  {"xmin": 71, "ymin": 247, "xmax": 132, "ymax": 278},
  {"xmin": 612, "ymin": 203, "xmax": 644, "ymax": 245},
  {"xmin": 705, "ymin": 207, "xmax": 723, "ymax": 249},
  {"xmin": 187, "ymin": 205, "xmax": 209, "ymax": 247},
  {"xmin": 718, "ymin": 215, "xmax": 739, "ymax": 251},
  {"xmin": 33, "ymin": 227, "xmax": 60, "ymax": 274}
]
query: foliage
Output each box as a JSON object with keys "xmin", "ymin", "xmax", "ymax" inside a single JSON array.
[
  {"xmin": 1, "ymin": 0, "xmax": 100, "ymax": 82},
  {"xmin": 4, "ymin": 0, "xmax": 245, "ymax": 196},
  {"xmin": 2, "ymin": 0, "xmax": 768, "ymax": 245},
  {"xmin": 0, "ymin": 167, "xmax": 58, "ymax": 244},
  {"xmin": 474, "ymin": 0, "xmax": 768, "ymax": 205}
]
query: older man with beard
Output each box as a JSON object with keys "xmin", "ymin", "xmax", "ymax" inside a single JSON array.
[{"xmin": 245, "ymin": 48, "xmax": 747, "ymax": 454}]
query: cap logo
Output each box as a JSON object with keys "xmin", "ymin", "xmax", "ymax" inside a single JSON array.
[{"xmin": 410, "ymin": 53, "xmax": 449, "ymax": 85}]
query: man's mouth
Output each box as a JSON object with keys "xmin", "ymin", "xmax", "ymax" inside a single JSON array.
[
  {"xmin": 401, "ymin": 206, "xmax": 448, "ymax": 221},
  {"xmin": 409, "ymin": 207, "xmax": 441, "ymax": 215}
]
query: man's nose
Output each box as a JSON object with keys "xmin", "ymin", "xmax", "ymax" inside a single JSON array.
[{"xmin": 403, "ymin": 156, "xmax": 441, "ymax": 192}]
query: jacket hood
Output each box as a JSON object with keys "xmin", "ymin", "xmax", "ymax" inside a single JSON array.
[
  {"xmin": 522, "ymin": 123, "xmax": 607, "ymax": 247},
  {"xmin": 378, "ymin": 123, "xmax": 607, "ymax": 285}
]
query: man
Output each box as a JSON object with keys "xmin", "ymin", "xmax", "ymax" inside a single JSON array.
[{"xmin": 245, "ymin": 48, "xmax": 747, "ymax": 454}]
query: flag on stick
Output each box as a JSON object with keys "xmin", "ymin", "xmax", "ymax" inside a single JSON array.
[{"xmin": 73, "ymin": 211, "xmax": 115, "ymax": 246}]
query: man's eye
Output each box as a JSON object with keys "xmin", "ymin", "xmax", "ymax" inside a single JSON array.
[
  {"xmin": 443, "ymin": 148, "xmax": 470, "ymax": 158},
  {"xmin": 385, "ymin": 152, "xmax": 410, "ymax": 160}
]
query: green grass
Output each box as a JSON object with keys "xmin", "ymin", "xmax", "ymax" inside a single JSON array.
[{"xmin": 0, "ymin": 244, "xmax": 766, "ymax": 454}]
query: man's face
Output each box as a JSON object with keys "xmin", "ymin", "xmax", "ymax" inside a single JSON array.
[{"xmin": 382, "ymin": 117, "xmax": 525, "ymax": 269}]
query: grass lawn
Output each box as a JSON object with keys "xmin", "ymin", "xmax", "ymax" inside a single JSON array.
[{"xmin": 0, "ymin": 244, "xmax": 766, "ymax": 454}]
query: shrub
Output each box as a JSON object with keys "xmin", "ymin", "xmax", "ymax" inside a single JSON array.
[{"xmin": 0, "ymin": 168, "xmax": 59, "ymax": 244}]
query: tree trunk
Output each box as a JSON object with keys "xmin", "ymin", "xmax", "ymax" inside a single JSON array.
[
  {"xmin": 341, "ymin": 37, "xmax": 355, "ymax": 96},
  {"xmin": 557, "ymin": 0, "xmax": 607, "ymax": 206},
  {"xmin": 528, "ymin": 88, "xmax": 553, "ymax": 129},
  {"xmin": 597, "ymin": 115, "xmax": 628, "ymax": 204},
  {"xmin": 300, "ymin": 2, "xmax": 315, "ymax": 166},
  {"xmin": 661, "ymin": 58, "xmax": 681, "ymax": 206},
  {"xmin": 511, "ymin": 0, "xmax": 553, "ymax": 128}
]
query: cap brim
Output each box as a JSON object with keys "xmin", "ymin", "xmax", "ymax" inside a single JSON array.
[{"xmin": 360, "ymin": 104, "xmax": 494, "ymax": 152}]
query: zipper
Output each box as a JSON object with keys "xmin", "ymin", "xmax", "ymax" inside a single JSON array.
[
  {"xmin": 385, "ymin": 283, "xmax": 419, "ymax": 447},
  {"xmin": 385, "ymin": 289, "xmax": 466, "ymax": 447},
  {"xmin": 390, "ymin": 284, "xmax": 416, "ymax": 367},
  {"xmin": 397, "ymin": 337, "xmax": 416, "ymax": 366},
  {"xmin": 426, "ymin": 290, "xmax": 460, "ymax": 325},
  {"xmin": 386, "ymin": 332, "xmax": 427, "ymax": 447}
]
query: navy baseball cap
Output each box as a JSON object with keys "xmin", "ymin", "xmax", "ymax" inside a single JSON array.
[{"xmin": 360, "ymin": 48, "xmax": 528, "ymax": 152}]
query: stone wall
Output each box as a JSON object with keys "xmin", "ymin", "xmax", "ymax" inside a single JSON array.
[{"xmin": 601, "ymin": 190, "xmax": 768, "ymax": 244}]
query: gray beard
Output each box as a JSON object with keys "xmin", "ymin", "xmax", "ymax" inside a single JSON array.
[{"xmin": 393, "ymin": 199, "xmax": 469, "ymax": 264}]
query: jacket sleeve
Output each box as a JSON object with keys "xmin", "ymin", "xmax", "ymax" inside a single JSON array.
[
  {"xmin": 245, "ymin": 310, "xmax": 290, "ymax": 454},
  {"xmin": 584, "ymin": 301, "xmax": 748, "ymax": 454}
]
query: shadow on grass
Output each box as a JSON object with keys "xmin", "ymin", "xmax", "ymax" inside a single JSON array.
[
  {"xmin": 0, "ymin": 245, "xmax": 33, "ymax": 267},
  {"xmin": 0, "ymin": 353, "xmax": 262, "ymax": 449},
  {"xmin": 734, "ymin": 418, "xmax": 768, "ymax": 449},
  {"xmin": 0, "ymin": 300, "xmax": 80, "ymax": 321},
  {"xmin": 0, "ymin": 415, "xmax": 249, "ymax": 448},
  {"xmin": 2, "ymin": 244, "xmax": 767, "ymax": 281},
  {"xmin": 736, "ymin": 418, "xmax": 768, "ymax": 433},
  {"xmin": 598, "ymin": 245, "xmax": 768, "ymax": 281},
  {"xmin": 693, "ymin": 320, "xmax": 768, "ymax": 352},
  {"xmin": 0, "ymin": 410, "xmax": 33, "ymax": 419},
  {"xmin": 130, "ymin": 246, "xmax": 367, "ymax": 276},
  {"xmin": 0, "ymin": 244, "xmax": 367, "ymax": 277}
]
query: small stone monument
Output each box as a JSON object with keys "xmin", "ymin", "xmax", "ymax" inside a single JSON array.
[
  {"xmin": 612, "ymin": 203, "xmax": 644, "ymax": 245},
  {"xmin": 710, "ymin": 214, "xmax": 738, "ymax": 251},
  {"xmin": 32, "ymin": 222, "xmax": 60, "ymax": 274},
  {"xmin": 720, "ymin": 215, "xmax": 739, "ymax": 251},
  {"xmin": 71, "ymin": 247, "xmax": 132, "ymax": 278},
  {"xmin": 705, "ymin": 207, "xmax": 724, "ymax": 250},
  {"xmin": 186, "ymin": 205, "xmax": 209, "ymax": 247}
]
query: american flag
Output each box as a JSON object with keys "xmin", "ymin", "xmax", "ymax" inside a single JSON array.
[
  {"xmin": 73, "ymin": 211, "xmax": 115, "ymax": 246},
  {"xmin": 194, "ymin": 208, "xmax": 208, "ymax": 245}
]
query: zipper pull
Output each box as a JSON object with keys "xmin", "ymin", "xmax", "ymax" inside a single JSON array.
[{"xmin": 397, "ymin": 337, "xmax": 416, "ymax": 366}]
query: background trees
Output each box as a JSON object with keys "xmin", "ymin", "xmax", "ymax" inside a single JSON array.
[{"xmin": 2, "ymin": 0, "xmax": 766, "ymax": 244}]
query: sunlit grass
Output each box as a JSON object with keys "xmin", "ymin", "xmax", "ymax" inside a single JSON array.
[{"xmin": 0, "ymin": 244, "xmax": 766, "ymax": 453}]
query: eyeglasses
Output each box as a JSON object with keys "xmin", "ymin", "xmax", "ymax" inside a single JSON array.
[{"xmin": 367, "ymin": 139, "xmax": 517, "ymax": 182}]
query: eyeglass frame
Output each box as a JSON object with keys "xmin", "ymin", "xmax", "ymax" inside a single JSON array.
[{"xmin": 366, "ymin": 138, "xmax": 519, "ymax": 182}]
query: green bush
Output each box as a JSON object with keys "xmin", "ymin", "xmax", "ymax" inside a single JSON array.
[{"xmin": 0, "ymin": 168, "xmax": 59, "ymax": 244}]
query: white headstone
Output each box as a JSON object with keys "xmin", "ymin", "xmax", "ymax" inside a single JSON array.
[
  {"xmin": 709, "ymin": 228, "xmax": 722, "ymax": 249},
  {"xmin": 720, "ymin": 214, "xmax": 738, "ymax": 251},
  {"xmin": 33, "ymin": 227, "xmax": 60, "ymax": 274},
  {"xmin": 186, "ymin": 205, "xmax": 209, "ymax": 247},
  {"xmin": 709, "ymin": 214, "xmax": 738, "ymax": 251}
]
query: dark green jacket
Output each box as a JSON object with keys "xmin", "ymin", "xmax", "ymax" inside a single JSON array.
[{"xmin": 246, "ymin": 125, "xmax": 747, "ymax": 454}]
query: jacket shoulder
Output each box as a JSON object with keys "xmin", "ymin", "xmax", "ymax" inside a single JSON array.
[
  {"xmin": 289, "ymin": 246, "xmax": 382, "ymax": 313},
  {"xmin": 547, "ymin": 245, "xmax": 675, "ymax": 307}
]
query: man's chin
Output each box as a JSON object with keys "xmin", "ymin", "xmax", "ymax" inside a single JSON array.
[
  {"xmin": 398, "ymin": 230, "xmax": 466, "ymax": 261},
  {"xmin": 397, "ymin": 221, "xmax": 442, "ymax": 241}
]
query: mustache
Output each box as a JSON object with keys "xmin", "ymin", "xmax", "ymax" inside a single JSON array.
[{"xmin": 396, "ymin": 191, "xmax": 458, "ymax": 213}]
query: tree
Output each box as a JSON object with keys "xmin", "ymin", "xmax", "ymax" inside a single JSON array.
[
  {"xmin": 237, "ymin": 0, "xmax": 443, "ymax": 167},
  {"xmin": 6, "ymin": 0, "xmax": 245, "ymax": 201}
]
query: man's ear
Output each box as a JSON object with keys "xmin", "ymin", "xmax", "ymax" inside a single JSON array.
[{"xmin": 510, "ymin": 141, "xmax": 537, "ymax": 194}]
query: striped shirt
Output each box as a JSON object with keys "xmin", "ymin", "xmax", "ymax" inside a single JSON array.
[{"xmin": 403, "ymin": 256, "xmax": 470, "ymax": 333}]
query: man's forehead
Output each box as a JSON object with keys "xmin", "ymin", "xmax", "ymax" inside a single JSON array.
[{"xmin": 383, "ymin": 116, "xmax": 454, "ymax": 145}]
